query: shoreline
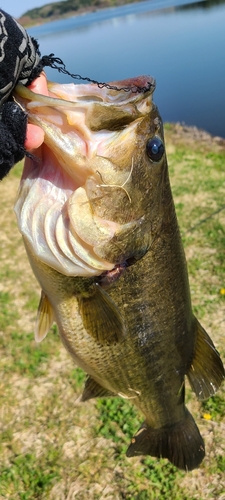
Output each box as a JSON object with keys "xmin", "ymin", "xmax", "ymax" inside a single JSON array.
[
  {"xmin": 164, "ymin": 123, "xmax": 225, "ymax": 146},
  {"xmin": 17, "ymin": 0, "xmax": 205, "ymax": 28},
  {"xmin": 17, "ymin": 0, "xmax": 150, "ymax": 28}
]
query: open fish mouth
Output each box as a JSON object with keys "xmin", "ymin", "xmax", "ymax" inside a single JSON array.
[{"xmin": 14, "ymin": 76, "xmax": 155, "ymax": 277}]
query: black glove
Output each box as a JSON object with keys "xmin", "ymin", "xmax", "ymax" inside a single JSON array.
[{"xmin": 0, "ymin": 9, "xmax": 44, "ymax": 180}]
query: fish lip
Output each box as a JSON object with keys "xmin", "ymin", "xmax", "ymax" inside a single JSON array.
[
  {"xmin": 106, "ymin": 75, "xmax": 156, "ymax": 94},
  {"xmin": 14, "ymin": 75, "xmax": 156, "ymax": 107},
  {"xmin": 14, "ymin": 76, "xmax": 155, "ymax": 171}
]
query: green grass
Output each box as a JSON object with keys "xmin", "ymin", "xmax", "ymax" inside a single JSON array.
[
  {"xmin": 96, "ymin": 397, "xmax": 140, "ymax": 449},
  {"xmin": 202, "ymin": 395, "xmax": 225, "ymax": 421},
  {"xmin": 0, "ymin": 291, "xmax": 19, "ymax": 329},
  {"xmin": 0, "ymin": 126, "xmax": 225, "ymax": 499},
  {"xmin": 1, "ymin": 452, "xmax": 60, "ymax": 499}
]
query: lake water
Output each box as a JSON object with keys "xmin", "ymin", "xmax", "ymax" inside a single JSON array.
[{"xmin": 28, "ymin": 0, "xmax": 225, "ymax": 137}]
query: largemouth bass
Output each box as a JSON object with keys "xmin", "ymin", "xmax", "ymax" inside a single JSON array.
[{"xmin": 14, "ymin": 76, "xmax": 224, "ymax": 471}]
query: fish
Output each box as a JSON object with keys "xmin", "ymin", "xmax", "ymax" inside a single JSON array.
[{"xmin": 14, "ymin": 75, "xmax": 224, "ymax": 471}]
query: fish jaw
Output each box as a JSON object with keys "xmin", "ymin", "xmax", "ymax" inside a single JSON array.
[
  {"xmin": 14, "ymin": 76, "xmax": 167, "ymax": 275},
  {"xmin": 15, "ymin": 76, "xmax": 155, "ymax": 183}
]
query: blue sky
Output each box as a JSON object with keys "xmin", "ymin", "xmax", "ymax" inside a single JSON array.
[{"xmin": 0, "ymin": 0, "xmax": 65, "ymax": 18}]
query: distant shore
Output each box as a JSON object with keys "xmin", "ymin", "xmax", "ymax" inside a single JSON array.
[
  {"xmin": 17, "ymin": 0, "xmax": 225, "ymax": 29},
  {"xmin": 17, "ymin": 0, "xmax": 142, "ymax": 28}
]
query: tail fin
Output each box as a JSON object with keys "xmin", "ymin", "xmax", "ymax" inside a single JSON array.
[
  {"xmin": 187, "ymin": 318, "xmax": 225, "ymax": 401},
  {"xmin": 126, "ymin": 409, "xmax": 205, "ymax": 471}
]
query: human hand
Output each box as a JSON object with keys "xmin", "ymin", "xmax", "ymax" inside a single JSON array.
[
  {"xmin": 0, "ymin": 73, "xmax": 47, "ymax": 180},
  {"xmin": 0, "ymin": 8, "xmax": 44, "ymax": 180}
]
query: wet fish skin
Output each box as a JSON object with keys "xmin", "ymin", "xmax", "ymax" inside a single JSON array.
[{"xmin": 14, "ymin": 77, "xmax": 224, "ymax": 471}]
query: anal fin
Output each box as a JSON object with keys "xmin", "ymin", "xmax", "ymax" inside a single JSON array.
[
  {"xmin": 187, "ymin": 318, "xmax": 225, "ymax": 401},
  {"xmin": 126, "ymin": 409, "xmax": 205, "ymax": 471},
  {"xmin": 35, "ymin": 290, "xmax": 54, "ymax": 343},
  {"xmin": 79, "ymin": 283, "xmax": 126, "ymax": 344},
  {"xmin": 81, "ymin": 376, "xmax": 115, "ymax": 401}
]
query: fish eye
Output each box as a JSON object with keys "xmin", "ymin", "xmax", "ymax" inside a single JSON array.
[{"xmin": 146, "ymin": 136, "xmax": 165, "ymax": 162}]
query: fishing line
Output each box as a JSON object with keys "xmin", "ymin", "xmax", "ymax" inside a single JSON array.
[
  {"xmin": 186, "ymin": 205, "xmax": 225, "ymax": 233},
  {"xmin": 41, "ymin": 54, "xmax": 154, "ymax": 94}
]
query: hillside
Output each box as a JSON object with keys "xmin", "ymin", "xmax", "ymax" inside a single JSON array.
[{"xmin": 18, "ymin": 0, "xmax": 137, "ymax": 26}]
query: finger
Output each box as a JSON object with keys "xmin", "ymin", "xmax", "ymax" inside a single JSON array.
[
  {"xmin": 28, "ymin": 71, "xmax": 49, "ymax": 96},
  {"xmin": 25, "ymin": 124, "xmax": 45, "ymax": 150}
]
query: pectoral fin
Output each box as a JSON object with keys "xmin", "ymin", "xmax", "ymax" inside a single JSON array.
[
  {"xmin": 35, "ymin": 291, "xmax": 54, "ymax": 343},
  {"xmin": 81, "ymin": 376, "xmax": 115, "ymax": 401},
  {"xmin": 187, "ymin": 318, "xmax": 225, "ymax": 401},
  {"xmin": 79, "ymin": 284, "xmax": 126, "ymax": 344}
]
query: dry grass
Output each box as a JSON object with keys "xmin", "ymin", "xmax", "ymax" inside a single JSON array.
[{"xmin": 0, "ymin": 124, "xmax": 225, "ymax": 499}]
